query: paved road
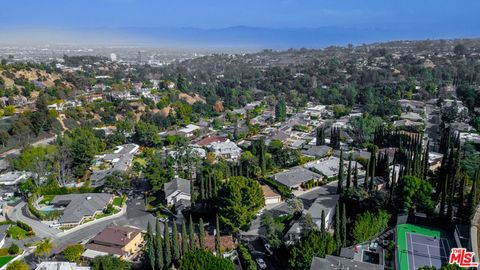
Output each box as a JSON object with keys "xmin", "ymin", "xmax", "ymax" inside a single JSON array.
[{"xmin": 7, "ymin": 202, "xmax": 60, "ymax": 238}]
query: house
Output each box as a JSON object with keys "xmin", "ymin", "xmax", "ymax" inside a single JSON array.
[
  {"xmin": 261, "ymin": 184, "xmax": 282, "ymax": 205},
  {"xmin": 90, "ymin": 144, "xmax": 139, "ymax": 187},
  {"xmin": 35, "ymin": 262, "xmax": 90, "ymax": 270},
  {"xmin": 400, "ymin": 112, "xmax": 423, "ymax": 122},
  {"xmin": 178, "ymin": 124, "xmax": 202, "ymax": 137},
  {"xmin": 51, "ymin": 193, "xmax": 113, "ymax": 227},
  {"xmin": 310, "ymin": 255, "xmax": 384, "ymax": 270},
  {"xmin": 194, "ymin": 136, "xmax": 228, "ymax": 147},
  {"xmin": 398, "ymin": 99, "xmax": 425, "ymax": 114},
  {"xmin": 285, "ymin": 195, "xmax": 339, "ymax": 242},
  {"xmin": 0, "ymin": 171, "xmax": 30, "ymax": 186},
  {"xmin": 209, "ymin": 140, "xmax": 242, "ymax": 161},
  {"xmin": 204, "ymin": 233, "xmax": 236, "ymax": 257},
  {"xmin": 271, "ymin": 167, "xmax": 322, "ymax": 190},
  {"xmin": 304, "ymin": 157, "xmax": 348, "ymax": 179},
  {"xmin": 301, "ymin": 145, "xmax": 333, "ymax": 158},
  {"xmin": 164, "ymin": 178, "xmax": 191, "ymax": 208},
  {"xmin": 83, "ymin": 225, "xmax": 144, "ymax": 260}
]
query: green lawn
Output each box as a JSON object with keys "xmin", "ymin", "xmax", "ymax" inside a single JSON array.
[
  {"xmin": 0, "ymin": 256, "xmax": 15, "ymax": 267},
  {"xmin": 39, "ymin": 195, "xmax": 55, "ymax": 205},
  {"xmin": 7, "ymin": 225, "xmax": 29, "ymax": 240},
  {"xmin": 112, "ymin": 196, "xmax": 125, "ymax": 207},
  {"xmin": 396, "ymin": 224, "xmax": 454, "ymax": 270}
]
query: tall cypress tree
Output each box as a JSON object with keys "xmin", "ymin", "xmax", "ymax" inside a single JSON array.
[
  {"xmin": 341, "ymin": 203, "xmax": 347, "ymax": 248},
  {"xmin": 215, "ymin": 214, "xmax": 221, "ymax": 257},
  {"xmin": 189, "ymin": 215, "xmax": 196, "ymax": 249},
  {"xmin": 316, "ymin": 127, "xmax": 325, "ymax": 146},
  {"xmin": 337, "ymin": 151, "xmax": 344, "ymax": 194},
  {"xmin": 364, "ymin": 160, "xmax": 370, "ymax": 190},
  {"xmin": 457, "ymin": 175, "xmax": 466, "ymax": 221},
  {"xmin": 156, "ymin": 227, "xmax": 164, "ymax": 270},
  {"xmin": 199, "ymin": 218, "xmax": 206, "ymax": 249},
  {"xmin": 320, "ymin": 210, "xmax": 326, "ymax": 234},
  {"xmin": 163, "ymin": 222, "xmax": 171, "ymax": 267},
  {"xmin": 346, "ymin": 155, "xmax": 352, "ymax": 189},
  {"xmin": 259, "ymin": 139, "xmax": 267, "ymax": 176},
  {"xmin": 172, "ymin": 222, "xmax": 180, "ymax": 262},
  {"xmin": 190, "ymin": 180, "xmax": 195, "ymax": 206},
  {"xmin": 146, "ymin": 222, "xmax": 155, "ymax": 270},
  {"xmin": 334, "ymin": 203, "xmax": 342, "ymax": 251},
  {"xmin": 181, "ymin": 220, "xmax": 189, "ymax": 255},
  {"xmin": 467, "ymin": 170, "xmax": 478, "ymax": 220}
]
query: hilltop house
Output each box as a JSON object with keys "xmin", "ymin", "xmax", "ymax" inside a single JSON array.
[
  {"xmin": 83, "ymin": 225, "xmax": 144, "ymax": 260},
  {"xmin": 51, "ymin": 193, "xmax": 113, "ymax": 227},
  {"xmin": 208, "ymin": 140, "xmax": 242, "ymax": 161}
]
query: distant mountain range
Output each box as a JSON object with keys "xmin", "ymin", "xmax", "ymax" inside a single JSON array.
[{"xmin": 1, "ymin": 25, "xmax": 479, "ymax": 49}]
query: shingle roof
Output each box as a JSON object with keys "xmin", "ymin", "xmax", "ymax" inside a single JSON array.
[
  {"xmin": 164, "ymin": 178, "xmax": 191, "ymax": 198},
  {"xmin": 301, "ymin": 145, "xmax": 332, "ymax": 158},
  {"xmin": 89, "ymin": 225, "xmax": 142, "ymax": 248},
  {"xmin": 52, "ymin": 193, "xmax": 113, "ymax": 224},
  {"xmin": 271, "ymin": 167, "xmax": 322, "ymax": 187}
]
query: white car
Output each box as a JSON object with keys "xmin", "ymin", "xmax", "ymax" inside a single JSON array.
[
  {"xmin": 49, "ymin": 223, "xmax": 61, "ymax": 228},
  {"xmin": 256, "ymin": 258, "xmax": 267, "ymax": 269},
  {"xmin": 158, "ymin": 217, "xmax": 168, "ymax": 222}
]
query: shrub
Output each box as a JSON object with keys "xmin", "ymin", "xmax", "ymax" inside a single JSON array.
[
  {"xmin": 0, "ymin": 248, "xmax": 9, "ymax": 256},
  {"xmin": 8, "ymin": 243, "xmax": 20, "ymax": 255},
  {"xmin": 62, "ymin": 244, "xmax": 85, "ymax": 262},
  {"xmin": 238, "ymin": 244, "xmax": 256, "ymax": 270}
]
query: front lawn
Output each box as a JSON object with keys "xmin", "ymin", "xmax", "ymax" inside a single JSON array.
[
  {"xmin": 0, "ymin": 256, "xmax": 14, "ymax": 268},
  {"xmin": 7, "ymin": 225, "xmax": 29, "ymax": 240},
  {"xmin": 112, "ymin": 196, "xmax": 126, "ymax": 207}
]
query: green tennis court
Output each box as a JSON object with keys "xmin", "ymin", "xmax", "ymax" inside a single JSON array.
[{"xmin": 396, "ymin": 224, "xmax": 455, "ymax": 270}]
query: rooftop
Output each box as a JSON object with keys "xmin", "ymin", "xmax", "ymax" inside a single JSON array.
[
  {"xmin": 271, "ymin": 167, "xmax": 322, "ymax": 188},
  {"xmin": 164, "ymin": 178, "xmax": 191, "ymax": 198},
  {"xmin": 52, "ymin": 193, "xmax": 113, "ymax": 224}
]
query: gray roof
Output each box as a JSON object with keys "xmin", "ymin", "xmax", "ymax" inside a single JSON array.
[
  {"xmin": 307, "ymin": 195, "xmax": 340, "ymax": 220},
  {"xmin": 52, "ymin": 193, "xmax": 113, "ymax": 224},
  {"xmin": 310, "ymin": 255, "xmax": 384, "ymax": 270},
  {"xmin": 301, "ymin": 145, "xmax": 332, "ymax": 158},
  {"xmin": 164, "ymin": 178, "xmax": 191, "ymax": 198},
  {"xmin": 90, "ymin": 144, "xmax": 138, "ymax": 187},
  {"xmin": 271, "ymin": 167, "xmax": 322, "ymax": 188}
]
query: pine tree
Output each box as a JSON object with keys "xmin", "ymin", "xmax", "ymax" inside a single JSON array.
[
  {"xmin": 164, "ymin": 222, "xmax": 172, "ymax": 267},
  {"xmin": 172, "ymin": 222, "xmax": 180, "ymax": 262},
  {"xmin": 346, "ymin": 155, "xmax": 352, "ymax": 189},
  {"xmin": 337, "ymin": 151, "xmax": 344, "ymax": 194},
  {"xmin": 199, "ymin": 218, "xmax": 206, "ymax": 249},
  {"xmin": 181, "ymin": 220, "xmax": 189, "ymax": 255},
  {"xmin": 215, "ymin": 214, "xmax": 221, "ymax": 257},
  {"xmin": 334, "ymin": 203, "xmax": 342, "ymax": 251},
  {"xmin": 156, "ymin": 228, "xmax": 164, "ymax": 270},
  {"xmin": 320, "ymin": 210, "xmax": 326, "ymax": 234},
  {"xmin": 189, "ymin": 215, "xmax": 196, "ymax": 249},
  {"xmin": 341, "ymin": 203, "xmax": 347, "ymax": 248}
]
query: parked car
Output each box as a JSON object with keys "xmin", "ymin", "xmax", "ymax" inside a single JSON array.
[
  {"xmin": 49, "ymin": 223, "xmax": 61, "ymax": 228},
  {"xmin": 264, "ymin": 243, "xmax": 273, "ymax": 255},
  {"xmin": 256, "ymin": 258, "xmax": 267, "ymax": 269},
  {"xmin": 158, "ymin": 217, "xmax": 168, "ymax": 222}
]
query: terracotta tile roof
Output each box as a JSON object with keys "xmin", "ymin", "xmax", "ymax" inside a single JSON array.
[
  {"xmin": 204, "ymin": 234, "xmax": 236, "ymax": 251},
  {"xmin": 90, "ymin": 225, "xmax": 142, "ymax": 247},
  {"xmin": 195, "ymin": 136, "xmax": 227, "ymax": 146}
]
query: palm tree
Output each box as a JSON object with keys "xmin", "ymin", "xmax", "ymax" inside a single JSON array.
[{"xmin": 35, "ymin": 238, "xmax": 55, "ymax": 260}]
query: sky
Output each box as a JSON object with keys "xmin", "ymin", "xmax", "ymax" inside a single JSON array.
[{"xmin": 1, "ymin": 0, "xmax": 479, "ymax": 48}]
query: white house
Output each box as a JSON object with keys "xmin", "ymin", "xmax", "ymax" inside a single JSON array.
[
  {"xmin": 209, "ymin": 140, "xmax": 242, "ymax": 161},
  {"xmin": 164, "ymin": 178, "xmax": 191, "ymax": 206},
  {"xmin": 0, "ymin": 171, "xmax": 30, "ymax": 186}
]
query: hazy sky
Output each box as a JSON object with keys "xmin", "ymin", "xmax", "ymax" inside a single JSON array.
[
  {"xmin": 0, "ymin": 0, "xmax": 479, "ymax": 48},
  {"xmin": 2, "ymin": 0, "xmax": 479, "ymax": 29}
]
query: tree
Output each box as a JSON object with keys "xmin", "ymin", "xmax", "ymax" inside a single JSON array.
[
  {"xmin": 0, "ymin": 130, "xmax": 8, "ymax": 147},
  {"xmin": 334, "ymin": 203, "xmax": 342, "ymax": 249},
  {"xmin": 315, "ymin": 127, "xmax": 325, "ymax": 146},
  {"xmin": 133, "ymin": 121, "xmax": 161, "ymax": 147},
  {"xmin": 199, "ymin": 218, "xmax": 206, "ymax": 249},
  {"xmin": 215, "ymin": 215, "xmax": 221, "ymax": 257},
  {"xmin": 216, "ymin": 176, "xmax": 265, "ymax": 231},
  {"xmin": 341, "ymin": 203, "xmax": 347, "ymax": 248},
  {"xmin": 6, "ymin": 261, "xmax": 28, "ymax": 270},
  {"xmin": 155, "ymin": 221, "xmax": 164, "ymax": 270},
  {"xmin": 103, "ymin": 171, "xmax": 130, "ymax": 193},
  {"xmin": 164, "ymin": 222, "xmax": 172, "ymax": 267},
  {"xmin": 261, "ymin": 212, "xmax": 284, "ymax": 249},
  {"xmin": 180, "ymin": 249, "xmax": 235, "ymax": 270},
  {"xmin": 395, "ymin": 176, "xmax": 434, "ymax": 213},
  {"xmin": 13, "ymin": 145, "xmax": 56, "ymax": 186},
  {"xmin": 181, "ymin": 220, "xmax": 189, "ymax": 255},
  {"xmin": 62, "ymin": 244, "xmax": 85, "ymax": 262},
  {"xmin": 34, "ymin": 238, "xmax": 54, "ymax": 259},
  {"xmin": 346, "ymin": 156, "xmax": 352, "ymax": 189},
  {"xmin": 275, "ymin": 98, "xmax": 287, "ymax": 122},
  {"xmin": 289, "ymin": 230, "xmax": 337, "ymax": 270},
  {"xmin": 172, "ymin": 222, "xmax": 180, "ymax": 262},
  {"xmin": 454, "ymin": 43, "xmax": 467, "ymax": 56},
  {"xmin": 189, "ymin": 215, "xmax": 196, "ymax": 249},
  {"xmin": 353, "ymin": 210, "xmax": 391, "ymax": 243},
  {"xmin": 8, "ymin": 243, "xmax": 20, "ymax": 255},
  {"xmin": 91, "ymin": 255, "xmax": 131, "ymax": 270},
  {"xmin": 320, "ymin": 210, "xmax": 326, "ymax": 234},
  {"xmin": 337, "ymin": 151, "xmax": 344, "ymax": 194}
]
